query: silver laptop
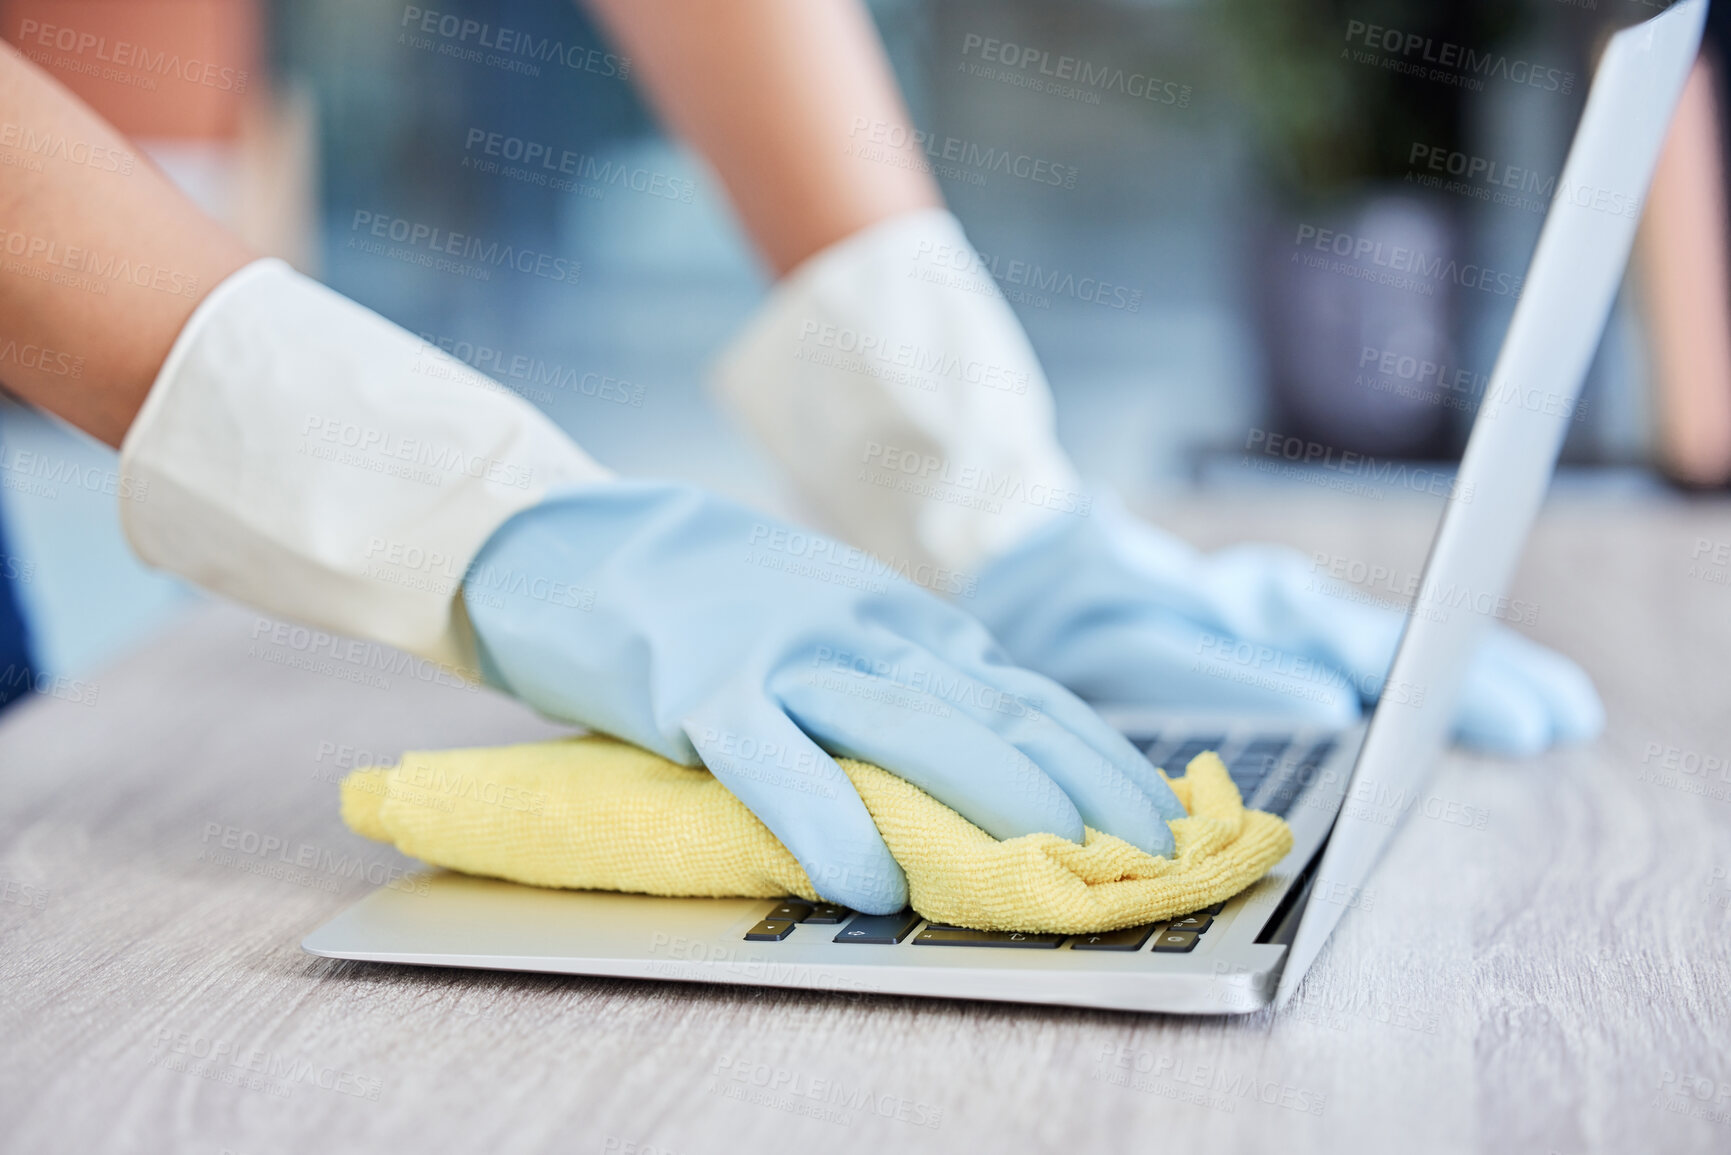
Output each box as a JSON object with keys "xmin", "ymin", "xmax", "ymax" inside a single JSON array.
[{"xmin": 303, "ymin": 0, "xmax": 1706, "ymax": 1014}]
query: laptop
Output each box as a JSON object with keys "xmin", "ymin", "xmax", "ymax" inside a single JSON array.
[{"xmin": 302, "ymin": 0, "xmax": 1707, "ymax": 1014}]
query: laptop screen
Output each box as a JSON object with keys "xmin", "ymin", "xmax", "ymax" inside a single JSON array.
[{"xmin": 1277, "ymin": 0, "xmax": 1710, "ymax": 1006}]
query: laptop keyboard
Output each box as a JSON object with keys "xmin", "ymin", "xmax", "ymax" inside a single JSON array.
[
  {"xmin": 1256, "ymin": 738, "xmax": 1337, "ymax": 818},
  {"xmin": 740, "ymin": 730, "xmax": 1337, "ymax": 953},
  {"xmin": 1149, "ymin": 735, "xmax": 1227, "ymax": 774},
  {"xmin": 745, "ymin": 899, "xmax": 1228, "ymax": 952},
  {"xmin": 1227, "ymin": 736, "xmax": 1293, "ymax": 798},
  {"xmin": 1141, "ymin": 731, "xmax": 1337, "ymax": 821}
]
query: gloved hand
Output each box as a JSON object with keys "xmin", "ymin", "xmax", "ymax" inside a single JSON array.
[
  {"xmin": 968, "ymin": 492, "xmax": 1603, "ymax": 756},
  {"xmin": 460, "ymin": 481, "xmax": 1186, "ymax": 914},
  {"xmin": 709, "ymin": 207, "xmax": 1603, "ymax": 756},
  {"xmin": 119, "ymin": 259, "xmax": 1182, "ymax": 914}
]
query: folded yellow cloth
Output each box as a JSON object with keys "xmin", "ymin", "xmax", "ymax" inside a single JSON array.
[{"xmin": 340, "ymin": 735, "xmax": 1291, "ymax": 934}]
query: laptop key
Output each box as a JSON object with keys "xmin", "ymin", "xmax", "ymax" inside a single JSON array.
[
  {"xmin": 1162, "ymin": 736, "xmax": 1227, "ymax": 772},
  {"xmin": 1256, "ymin": 738, "xmax": 1339, "ymax": 818},
  {"xmin": 1228, "ymin": 737, "xmax": 1291, "ymax": 797},
  {"xmin": 1166, "ymin": 915, "xmax": 1213, "ymax": 934},
  {"xmin": 913, "ymin": 926, "xmax": 1065, "ymax": 949},
  {"xmin": 767, "ymin": 900, "xmax": 813, "ymax": 923},
  {"xmin": 1070, "ymin": 924, "xmax": 1157, "ymax": 951},
  {"xmin": 834, "ymin": 910, "xmax": 922, "ymax": 944},
  {"xmin": 745, "ymin": 918, "xmax": 799, "ymax": 942},
  {"xmin": 1151, "ymin": 930, "xmax": 1200, "ymax": 953},
  {"xmin": 804, "ymin": 903, "xmax": 851, "ymax": 924}
]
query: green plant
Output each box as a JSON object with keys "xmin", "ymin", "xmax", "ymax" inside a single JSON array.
[{"xmin": 1214, "ymin": 0, "xmax": 1534, "ymax": 200}]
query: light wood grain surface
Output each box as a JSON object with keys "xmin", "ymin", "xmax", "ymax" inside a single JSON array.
[{"xmin": 2, "ymin": 496, "xmax": 1729, "ymax": 1155}]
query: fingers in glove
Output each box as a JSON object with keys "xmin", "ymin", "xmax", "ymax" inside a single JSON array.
[
  {"xmin": 962, "ymin": 652, "xmax": 1186, "ymax": 823},
  {"xmin": 774, "ymin": 663, "xmax": 1086, "ymax": 844},
  {"xmin": 1451, "ymin": 655, "xmax": 1552, "ymax": 757},
  {"xmin": 1479, "ymin": 627, "xmax": 1605, "ymax": 745},
  {"xmin": 683, "ymin": 687, "xmax": 908, "ymax": 914},
  {"xmin": 1042, "ymin": 618, "xmax": 1365, "ymax": 728},
  {"xmin": 797, "ymin": 638, "xmax": 1177, "ymax": 858}
]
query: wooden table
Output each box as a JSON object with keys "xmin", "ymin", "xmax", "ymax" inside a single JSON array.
[{"xmin": 3, "ymin": 497, "xmax": 1728, "ymax": 1154}]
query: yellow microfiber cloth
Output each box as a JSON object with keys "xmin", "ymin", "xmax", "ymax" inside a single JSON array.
[{"xmin": 340, "ymin": 735, "xmax": 1292, "ymax": 934}]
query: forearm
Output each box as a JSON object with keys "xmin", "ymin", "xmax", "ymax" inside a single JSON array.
[
  {"xmin": 0, "ymin": 48, "xmax": 608, "ymax": 665},
  {"xmin": 0, "ymin": 42, "xmax": 253, "ymax": 448},
  {"xmin": 1642, "ymin": 56, "xmax": 1731, "ymax": 486},
  {"xmin": 582, "ymin": 0, "xmax": 940, "ymax": 275}
]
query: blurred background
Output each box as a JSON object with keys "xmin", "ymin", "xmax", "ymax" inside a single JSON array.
[{"xmin": 0, "ymin": 0, "xmax": 1724, "ymax": 694}]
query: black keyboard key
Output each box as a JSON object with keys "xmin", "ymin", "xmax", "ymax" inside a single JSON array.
[
  {"xmin": 1202, "ymin": 901, "xmax": 1226, "ymax": 916},
  {"xmin": 745, "ymin": 918, "xmax": 798, "ymax": 942},
  {"xmin": 1256, "ymin": 738, "xmax": 1341, "ymax": 817},
  {"xmin": 914, "ymin": 926, "xmax": 1065, "ymax": 948},
  {"xmin": 1228, "ymin": 737, "xmax": 1291, "ymax": 796},
  {"xmin": 767, "ymin": 900, "xmax": 813, "ymax": 922},
  {"xmin": 1162, "ymin": 737, "xmax": 1227, "ymax": 772},
  {"xmin": 1166, "ymin": 915, "xmax": 1214, "ymax": 934},
  {"xmin": 1131, "ymin": 733, "xmax": 1162, "ymax": 756},
  {"xmin": 834, "ymin": 910, "xmax": 922, "ymax": 944},
  {"xmin": 1070, "ymin": 924, "xmax": 1157, "ymax": 951},
  {"xmin": 804, "ymin": 903, "xmax": 851, "ymax": 924},
  {"xmin": 1229, "ymin": 766, "xmax": 1273, "ymax": 797},
  {"xmin": 1151, "ymin": 929, "xmax": 1200, "ymax": 952}
]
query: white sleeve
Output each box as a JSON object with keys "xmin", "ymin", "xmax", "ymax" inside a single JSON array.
[
  {"xmin": 708, "ymin": 208, "xmax": 1083, "ymax": 578},
  {"xmin": 118, "ymin": 258, "xmax": 612, "ymax": 671}
]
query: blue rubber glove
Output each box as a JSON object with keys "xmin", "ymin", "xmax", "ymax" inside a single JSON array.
[
  {"xmin": 460, "ymin": 482, "xmax": 1185, "ymax": 914},
  {"xmin": 970, "ymin": 495, "xmax": 1604, "ymax": 757}
]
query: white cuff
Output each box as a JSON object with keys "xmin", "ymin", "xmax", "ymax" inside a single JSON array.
[
  {"xmin": 119, "ymin": 258, "xmax": 612, "ymax": 670},
  {"xmin": 709, "ymin": 208, "xmax": 1084, "ymax": 578}
]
